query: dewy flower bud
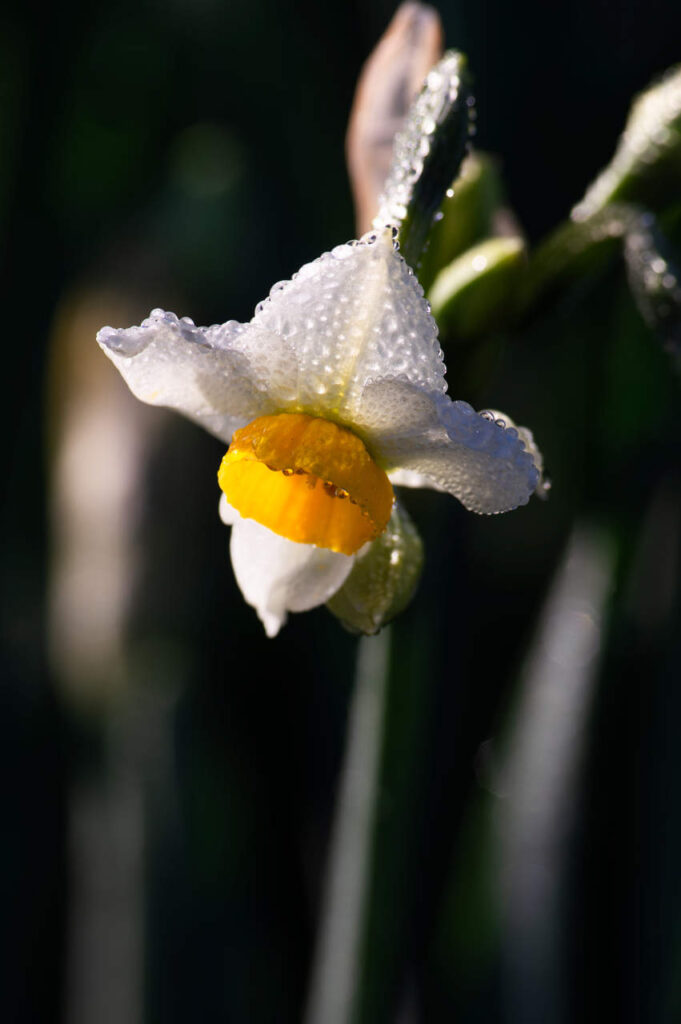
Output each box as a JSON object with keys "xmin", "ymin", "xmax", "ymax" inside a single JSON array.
[{"xmin": 326, "ymin": 503, "xmax": 424, "ymax": 635}]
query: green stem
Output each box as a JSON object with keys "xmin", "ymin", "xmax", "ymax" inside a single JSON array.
[{"xmin": 304, "ymin": 630, "xmax": 391, "ymax": 1024}]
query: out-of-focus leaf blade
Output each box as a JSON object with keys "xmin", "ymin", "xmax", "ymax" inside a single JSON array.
[
  {"xmin": 417, "ymin": 152, "xmax": 503, "ymax": 290},
  {"xmin": 573, "ymin": 65, "xmax": 681, "ymax": 221},
  {"xmin": 429, "ymin": 236, "xmax": 525, "ymax": 339},
  {"xmin": 521, "ymin": 204, "xmax": 635, "ymax": 314},
  {"xmin": 375, "ymin": 50, "xmax": 475, "ymax": 269},
  {"xmin": 497, "ymin": 526, "xmax": 614, "ymax": 1023},
  {"xmin": 624, "ymin": 211, "xmax": 681, "ymax": 362},
  {"xmin": 305, "ymin": 631, "xmax": 391, "ymax": 1024},
  {"xmin": 352, "ymin": 599, "xmax": 439, "ymax": 1022}
]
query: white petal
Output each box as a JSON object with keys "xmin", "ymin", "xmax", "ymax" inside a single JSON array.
[
  {"xmin": 388, "ymin": 467, "xmax": 450, "ymax": 493},
  {"xmin": 481, "ymin": 410, "xmax": 550, "ymax": 499},
  {"xmin": 250, "ymin": 227, "xmax": 446, "ymax": 417},
  {"xmin": 97, "ymin": 232, "xmax": 447, "ymax": 438},
  {"xmin": 355, "ymin": 377, "xmax": 540, "ymax": 514},
  {"xmin": 229, "ymin": 517, "xmax": 355, "ymax": 637},
  {"xmin": 97, "ymin": 310, "xmax": 294, "ymax": 444},
  {"xmin": 218, "ymin": 493, "xmax": 240, "ymax": 525}
]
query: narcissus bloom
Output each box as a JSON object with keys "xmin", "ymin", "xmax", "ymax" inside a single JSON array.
[{"xmin": 97, "ymin": 227, "xmax": 543, "ymax": 636}]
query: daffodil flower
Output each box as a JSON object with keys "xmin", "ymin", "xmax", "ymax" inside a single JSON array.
[{"xmin": 97, "ymin": 226, "xmax": 543, "ymax": 636}]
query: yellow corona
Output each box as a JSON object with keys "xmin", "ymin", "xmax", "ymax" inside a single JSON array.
[{"xmin": 218, "ymin": 413, "xmax": 394, "ymax": 555}]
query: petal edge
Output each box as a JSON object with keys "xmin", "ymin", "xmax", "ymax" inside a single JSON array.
[
  {"xmin": 228, "ymin": 516, "xmax": 355, "ymax": 636},
  {"xmin": 355, "ymin": 377, "xmax": 541, "ymax": 514}
]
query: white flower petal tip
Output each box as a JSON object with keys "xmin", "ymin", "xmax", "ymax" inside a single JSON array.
[
  {"xmin": 355, "ymin": 380, "xmax": 543, "ymax": 514},
  {"xmin": 480, "ymin": 410, "xmax": 549, "ymax": 502},
  {"xmin": 97, "ymin": 309, "xmax": 208, "ymax": 357},
  {"xmin": 436, "ymin": 402, "xmax": 543, "ymax": 513},
  {"xmin": 228, "ymin": 515, "xmax": 355, "ymax": 637},
  {"xmin": 95, "ymin": 309, "xmax": 293, "ymax": 444}
]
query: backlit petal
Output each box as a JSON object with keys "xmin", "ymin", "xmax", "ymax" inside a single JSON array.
[
  {"xmin": 355, "ymin": 377, "xmax": 539, "ymax": 513},
  {"xmin": 388, "ymin": 467, "xmax": 450, "ymax": 492},
  {"xmin": 250, "ymin": 227, "xmax": 446, "ymax": 417},
  {"xmin": 481, "ymin": 410, "xmax": 550, "ymax": 499},
  {"xmin": 229, "ymin": 516, "xmax": 355, "ymax": 637},
  {"xmin": 97, "ymin": 310, "xmax": 295, "ymax": 443}
]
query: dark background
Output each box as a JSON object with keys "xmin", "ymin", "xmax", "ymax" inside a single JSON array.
[{"xmin": 1, "ymin": 1, "xmax": 680, "ymax": 1021}]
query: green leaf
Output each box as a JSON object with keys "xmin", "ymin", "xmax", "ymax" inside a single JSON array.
[
  {"xmin": 428, "ymin": 236, "xmax": 526, "ymax": 339},
  {"xmin": 521, "ymin": 204, "xmax": 635, "ymax": 313},
  {"xmin": 375, "ymin": 50, "xmax": 475, "ymax": 269},
  {"xmin": 417, "ymin": 151, "xmax": 503, "ymax": 291},
  {"xmin": 624, "ymin": 211, "xmax": 681, "ymax": 359},
  {"xmin": 495, "ymin": 526, "xmax": 614, "ymax": 1022},
  {"xmin": 573, "ymin": 65, "xmax": 681, "ymax": 220},
  {"xmin": 326, "ymin": 504, "xmax": 423, "ymax": 636}
]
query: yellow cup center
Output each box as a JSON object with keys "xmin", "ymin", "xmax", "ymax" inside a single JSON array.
[{"xmin": 217, "ymin": 413, "xmax": 394, "ymax": 555}]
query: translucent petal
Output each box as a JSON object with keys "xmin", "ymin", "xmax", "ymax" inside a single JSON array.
[
  {"xmin": 355, "ymin": 377, "xmax": 540, "ymax": 513},
  {"xmin": 481, "ymin": 409, "xmax": 550, "ymax": 499},
  {"xmin": 229, "ymin": 516, "xmax": 355, "ymax": 637},
  {"xmin": 388, "ymin": 467, "xmax": 449, "ymax": 493},
  {"xmin": 250, "ymin": 227, "xmax": 446, "ymax": 417},
  {"xmin": 97, "ymin": 310, "xmax": 295, "ymax": 443}
]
